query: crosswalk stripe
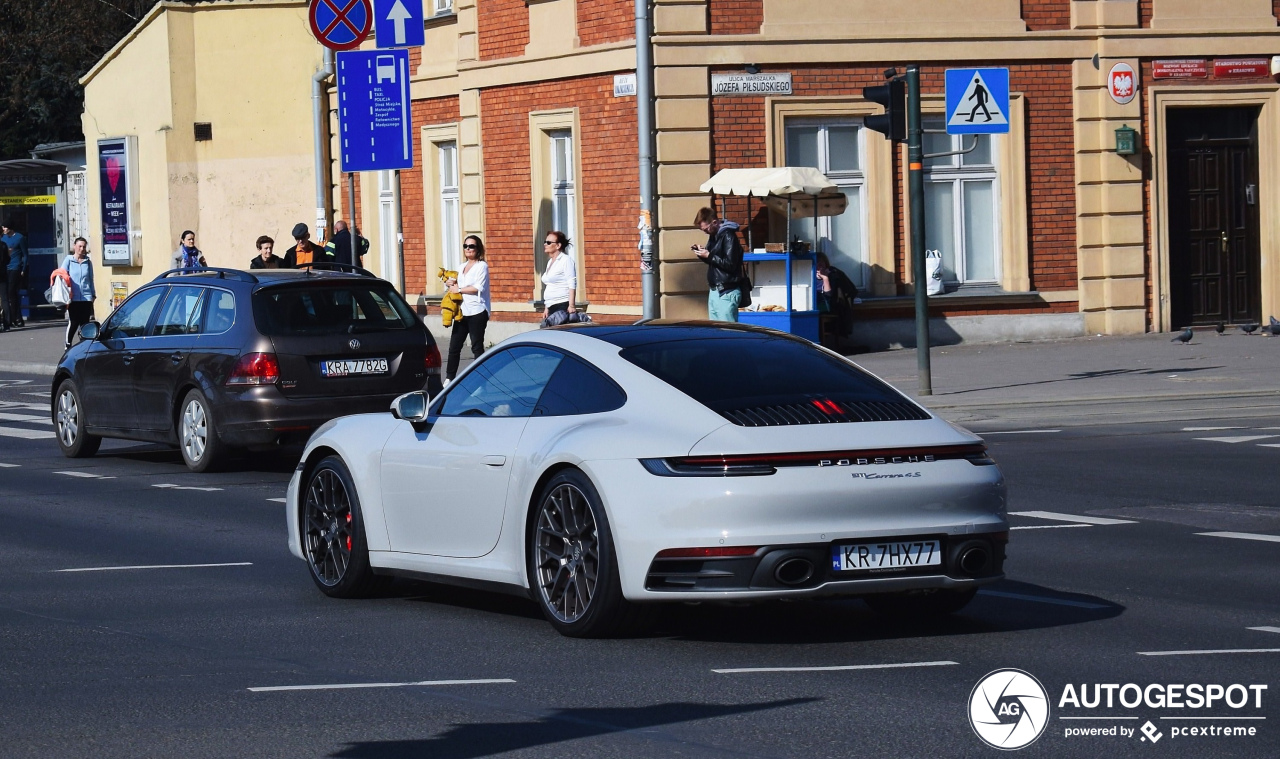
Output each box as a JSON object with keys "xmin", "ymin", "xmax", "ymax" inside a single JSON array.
[
  {"xmin": 1196, "ymin": 531, "xmax": 1280, "ymax": 544},
  {"xmin": 1194, "ymin": 435, "xmax": 1280, "ymax": 444},
  {"xmin": 1009, "ymin": 511, "xmax": 1137, "ymax": 525},
  {"xmin": 0, "ymin": 412, "xmax": 50, "ymax": 424},
  {"xmin": 53, "ymin": 470, "xmax": 115, "ymax": 480},
  {"xmin": 0, "ymin": 462, "xmax": 19, "ymax": 468},
  {"xmin": 0, "ymin": 425, "xmax": 55, "ymax": 440}
]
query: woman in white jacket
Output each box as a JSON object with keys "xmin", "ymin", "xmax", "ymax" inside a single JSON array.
[
  {"xmin": 541, "ymin": 231, "xmax": 576, "ymax": 319},
  {"xmin": 444, "ymin": 235, "xmax": 491, "ymax": 383}
]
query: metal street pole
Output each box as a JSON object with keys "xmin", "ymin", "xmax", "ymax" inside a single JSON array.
[
  {"xmin": 907, "ymin": 65, "xmax": 932, "ymax": 396},
  {"xmin": 635, "ymin": 0, "xmax": 659, "ymax": 320}
]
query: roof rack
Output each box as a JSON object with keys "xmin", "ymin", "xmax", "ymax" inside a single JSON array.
[
  {"xmin": 297, "ymin": 262, "xmax": 377, "ymax": 278},
  {"xmin": 154, "ymin": 267, "xmax": 259, "ymax": 283}
]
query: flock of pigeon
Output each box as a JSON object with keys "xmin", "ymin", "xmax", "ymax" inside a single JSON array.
[{"xmin": 1171, "ymin": 315, "xmax": 1280, "ymax": 343}]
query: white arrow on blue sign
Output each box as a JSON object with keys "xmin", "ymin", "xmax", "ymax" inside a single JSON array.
[
  {"xmin": 944, "ymin": 68, "xmax": 1010, "ymax": 135},
  {"xmin": 374, "ymin": 0, "xmax": 424, "ymax": 48},
  {"xmin": 338, "ymin": 49, "xmax": 414, "ymax": 172}
]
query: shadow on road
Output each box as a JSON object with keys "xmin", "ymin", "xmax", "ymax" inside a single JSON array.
[
  {"xmin": 329, "ymin": 699, "xmax": 817, "ymax": 759},
  {"xmin": 935, "ymin": 365, "xmax": 1226, "ymax": 397},
  {"xmin": 95, "ymin": 441, "xmax": 300, "ymax": 474}
]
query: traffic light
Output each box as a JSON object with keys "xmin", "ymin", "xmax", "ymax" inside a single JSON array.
[{"xmin": 863, "ymin": 79, "xmax": 906, "ymax": 142}]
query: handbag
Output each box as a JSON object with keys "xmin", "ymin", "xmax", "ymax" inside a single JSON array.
[
  {"xmin": 738, "ymin": 264, "xmax": 753, "ymax": 309},
  {"xmin": 51, "ymin": 278, "xmax": 72, "ymax": 306}
]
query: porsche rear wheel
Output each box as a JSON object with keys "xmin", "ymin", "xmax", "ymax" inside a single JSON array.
[
  {"xmin": 303, "ymin": 456, "xmax": 383, "ymax": 598},
  {"xmin": 528, "ymin": 469, "xmax": 651, "ymax": 638}
]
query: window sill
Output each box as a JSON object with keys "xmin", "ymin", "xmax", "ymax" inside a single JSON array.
[
  {"xmin": 851, "ymin": 289, "xmax": 1050, "ymax": 311},
  {"xmin": 530, "ymin": 300, "xmax": 590, "ymax": 311},
  {"xmin": 424, "ymin": 11, "xmax": 457, "ymax": 29}
]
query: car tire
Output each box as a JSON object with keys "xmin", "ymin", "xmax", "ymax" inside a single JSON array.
[
  {"xmin": 302, "ymin": 455, "xmax": 385, "ymax": 598},
  {"xmin": 527, "ymin": 469, "xmax": 653, "ymax": 638},
  {"xmin": 864, "ymin": 588, "xmax": 978, "ymax": 618},
  {"xmin": 178, "ymin": 389, "xmax": 225, "ymax": 473},
  {"xmin": 53, "ymin": 380, "xmax": 101, "ymax": 458}
]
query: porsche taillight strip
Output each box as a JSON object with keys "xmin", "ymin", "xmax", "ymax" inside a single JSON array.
[{"xmin": 641, "ymin": 443, "xmax": 992, "ymax": 477}]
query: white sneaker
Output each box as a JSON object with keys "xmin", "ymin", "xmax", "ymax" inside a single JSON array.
[{"xmin": 443, "ymin": 377, "xmax": 452, "ymax": 387}]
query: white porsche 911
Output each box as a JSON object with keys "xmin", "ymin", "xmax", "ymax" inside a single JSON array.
[{"xmin": 286, "ymin": 322, "xmax": 1008, "ymax": 637}]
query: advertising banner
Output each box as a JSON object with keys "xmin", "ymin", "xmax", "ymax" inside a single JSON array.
[{"xmin": 98, "ymin": 138, "xmax": 133, "ymax": 266}]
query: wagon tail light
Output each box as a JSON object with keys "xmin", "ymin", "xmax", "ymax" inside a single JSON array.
[
  {"xmin": 640, "ymin": 443, "xmax": 992, "ymax": 477},
  {"xmin": 226, "ymin": 352, "xmax": 280, "ymax": 385},
  {"xmin": 424, "ymin": 342, "xmax": 442, "ymax": 372}
]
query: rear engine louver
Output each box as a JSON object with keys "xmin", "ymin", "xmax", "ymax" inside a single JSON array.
[{"xmin": 720, "ymin": 400, "xmax": 930, "ymax": 427}]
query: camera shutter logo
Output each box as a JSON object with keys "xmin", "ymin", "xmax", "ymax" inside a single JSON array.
[{"xmin": 969, "ymin": 669, "xmax": 1050, "ymax": 750}]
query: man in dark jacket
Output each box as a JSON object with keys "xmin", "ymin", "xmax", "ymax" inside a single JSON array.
[
  {"xmin": 324, "ymin": 220, "xmax": 354, "ymax": 267},
  {"xmin": 692, "ymin": 207, "xmax": 744, "ymax": 322}
]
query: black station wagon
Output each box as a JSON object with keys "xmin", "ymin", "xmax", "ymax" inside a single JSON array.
[{"xmin": 51, "ymin": 267, "xmax": 443, "ymax": 471}]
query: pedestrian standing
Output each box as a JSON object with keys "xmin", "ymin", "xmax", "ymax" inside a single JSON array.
[
  {"xmin": 0, "ymin": 241, "xmax": 10, "ymax": 332},
  {"xmin": 61, "ymin": 238, "xmax": 96, "ymax": 349},
  {"xmin": 1, "ymin": 221, "xmax": 28, "ymax": 327},
  {"xmin": 692, "ymin": 207, "xmax": 744, "ymax": 322},
  {"xmin": 324, "ymin": 220, "xmax": 354, "ymax": 267},
  {"xmin": 540, "ymin": 231, "xmax": 576, "ymax": 319},
  {"xmin": 444, "ymin": 235, "xmax": 491, "ymax": 384},
  {"xmin": 284, "ymin": 223, "xmax": 324, "ymax": 268},
  {"xmin": 249, "ymin": 235, "xmax": 285, "ymax": 269},
  {"xmin": 171, "ymin": 230, "xmax": 206, "ymax": 270}
]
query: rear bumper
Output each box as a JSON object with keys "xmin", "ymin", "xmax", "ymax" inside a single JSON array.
[{"xmin": 212, "ymin": 385, "xmax": 412, "ymax": 446}]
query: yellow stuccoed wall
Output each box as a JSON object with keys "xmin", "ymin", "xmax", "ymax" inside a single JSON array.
[{"xmin": 82, "ymin": 1, "xmax": 322, "ymax": 307}]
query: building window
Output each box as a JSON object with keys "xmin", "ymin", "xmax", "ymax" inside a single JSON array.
[
  {"xmin": 784, "ymin": 120, "xmax": 867, "ymax": 289},
  {"xmin": 433, "ymin": 0, "xmax": 453, "ymax": 15},
  {"xmin": 922, "ymin": 120, "xmax": 1000, "ymax": 286},
  {"xmin": 378, "ymin": 170, "xmax": 396, "ymax": 285},
  {"xmin": 438, "ymin": 141, "xmax": 461, "ymax": 270},
  {"xmin": 549, "ymin": 130, "xmax": 576, "ymax": 250}
]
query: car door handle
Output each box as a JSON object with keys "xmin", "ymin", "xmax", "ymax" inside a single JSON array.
[
  {"xmin": 170, "ymin": 352, "xmax": 184, "ymax": 364},
  {"xmin": 481, "ymin": 455, "xmax": 506, "ymax": 467},
  {"xmin": 122, "ymin": 352, "xmax": 136, "ymax": 365}
]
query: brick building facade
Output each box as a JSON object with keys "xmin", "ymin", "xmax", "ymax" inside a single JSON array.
[{"xmin": 333, "ymin": 0, "xmax": 1280, "ymax": 345}]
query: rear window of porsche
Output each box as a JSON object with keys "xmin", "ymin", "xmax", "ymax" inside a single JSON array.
[
  {"xmin": 619, "ymin": 337, "xmax": 929, "ymax": 426},
  {"xmin": 253, "ymin": 284, "xmax": 419, "ymax": 336}
]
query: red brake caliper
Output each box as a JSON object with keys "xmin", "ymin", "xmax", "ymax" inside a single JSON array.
[{"xmin": 346, "ymin": 512, "xmax": 352, "ymax": 551}]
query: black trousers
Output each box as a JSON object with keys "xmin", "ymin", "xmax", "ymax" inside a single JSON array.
[
  {"xmin": 446, "ymin": 310, "xmax": 489, "ymax": 380},
  {"xmin": 4, "ymin": 278, "xmax": 20, "ymax": 325},
  {"xmin": 66, "ymin": 301, "xmax": 95, "ymax": 347}
]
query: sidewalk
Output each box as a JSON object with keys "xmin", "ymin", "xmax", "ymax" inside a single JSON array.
[{"xmin": 4, "ymin": 320, "xmax": 1279, "ymax": 423}]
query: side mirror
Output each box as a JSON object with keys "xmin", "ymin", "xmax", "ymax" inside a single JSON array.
[
  {"xmin": 79, "ymin": 322, "xmax": 100, "ymax": 341},
  {"xmin": 390, "ymin": 391, "xmax": 429, "ymax": 423}
]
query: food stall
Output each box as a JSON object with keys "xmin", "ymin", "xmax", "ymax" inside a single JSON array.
[{"xmin": 698, "ymin": 167, "xmax": 847, "ymax": 342}]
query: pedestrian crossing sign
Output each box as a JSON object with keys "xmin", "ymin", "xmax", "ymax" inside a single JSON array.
[{"xmin": 945, "ymin": 68, "xmax": 1010, "ymax": 135}]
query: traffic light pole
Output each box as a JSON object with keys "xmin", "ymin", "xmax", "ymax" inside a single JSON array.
[{"xmin": 906, "ymin": 65, "xmax": 932, "ymax": 396}]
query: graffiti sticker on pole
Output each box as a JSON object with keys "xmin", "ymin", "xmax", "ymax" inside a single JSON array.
[{"xmin": 310, "ymin": 0, "xmax": 373, "ymax": 51}]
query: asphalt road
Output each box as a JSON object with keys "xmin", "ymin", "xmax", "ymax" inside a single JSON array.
[{"xmin": 2, "ymin": 371, "xmax": 1279, "ymax": 758}]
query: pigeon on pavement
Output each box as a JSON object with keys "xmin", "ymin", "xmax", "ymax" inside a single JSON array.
[
  {"xmin": 1171, "ymin": 327, "xmax": 1193, "ymax": 344},
  {"xmin": 1242, "ymin": 323, "xmax": 1260, "ymax": 335},
  {"xmin": 1269, "ymin": 316, "xmax": 1280, "ymax": 336},
  {"xmin": 1215, "ymin": 322, "xmax": 1225, "ymax": 335}
]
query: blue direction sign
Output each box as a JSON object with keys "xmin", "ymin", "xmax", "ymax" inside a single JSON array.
[
  {"xmin": 944, "ymin": 68, "xmax": 1010, "ymax": 135},
  {"xmin": 337, "ymin": 49, "xmax": 414, "ymax": 172},
  {"xmin": 374, "ymin": 0, "xmax": 424, "ymax": 48},
  {"xmin": 309, "ymin": 0, "xmax": 373, "ymax": 51}
]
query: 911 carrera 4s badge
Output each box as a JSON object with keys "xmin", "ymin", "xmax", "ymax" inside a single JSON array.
[{"xmin": 851, "ymin": 472, "xmax": 922, "ymax": 479}]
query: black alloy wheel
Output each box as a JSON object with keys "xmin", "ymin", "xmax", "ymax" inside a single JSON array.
[
  {"xmin": 53, "ymin": 380, "xmax": 101, "ymax": 458},
  {"xmin": 303, "ymin": 456, "xmax": 382, "ymax": 598},
  {"xmin": 528, "ymin": 469, "xmax": 652, "ymax": 637}
]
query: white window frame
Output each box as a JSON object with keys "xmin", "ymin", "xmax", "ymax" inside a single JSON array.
[
  {"xmin": 433, "ymin": 0, "xmax": 453, "ymax": 16},
  {"xmin": 549, "ymin": 130, "xmax": 577, "ymax": 253},
  {"xmin": 783, "ymin": 118, "xmax": 870, "ymax": 289},
  {"xmin": 922, "ymin": 120, "xmax": 1002, "ymax": 287},
  {"xmin": 438, "ymin": 141, "xmax": 461, "ymax": 271}
]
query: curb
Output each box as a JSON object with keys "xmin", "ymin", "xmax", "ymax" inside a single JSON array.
[
  {"xmin": 917, "ymin": 387, "xmax": 1280, "ymax": 411},
  {"xmin": 0, "ymin": 361, "xmax": 58, "ymax": 376}
]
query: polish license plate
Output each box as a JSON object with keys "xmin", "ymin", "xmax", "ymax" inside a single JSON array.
[
  {"xmin": 320, "ymin": 358, "xmax": 389, "ymax": 377},
  {"xmin": 831, "ymin": 540, "xmax": 942, "ymax": 571}
]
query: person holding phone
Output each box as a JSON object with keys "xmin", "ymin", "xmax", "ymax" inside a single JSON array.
[{"xmin": 691, "ymin": 207, "xmax": 744, "ymax": 322}]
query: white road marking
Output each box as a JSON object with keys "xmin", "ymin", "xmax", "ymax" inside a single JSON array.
[
  {"xmin": 1009, "ymin": 524, "xmax": 1091, "ymax": 531},
  {"xmin": 267, "ymin": 497, "xmax": 286, "ymax": 503},
  {"xmin": 1247, "ymin": 626, "xmax": 1280, "ymax": 634},
  {"xmin": 980, "ymin": 429, "xmax": 1061, "ymax": 435},
  {"xmin": 152, "ymin": 484, "xmax": 224, "ymax": 492},
  {"xmin": 1258, "ymin": 444, "xmax": 1280, "ymax": 449},
  {"xmin": 0, "ymin": 412, "xmax": 50, "ymax": 424},
  {"xmin": 1181, "ymin": 426, "xmax": 1245, "ymax": 431},
  {"xmin": 247, "ymin": 678, "xmax": 517, "ymax": 693},
  {"xmin": 20, "ymin": 392, "xmax": 46, "ymax": 397},
  {"xmin": 0, "ymin": 425, "xmax": 55, "ymax": 440},
  {"xmin": 0, "ymin": 401, "xmax": 49, "ymax": 411},
  {"xmin": 1160, "ymin": 717, "xmax": 1266, "ymax": 720},
  {"xmin": 1197, "ymin": 531, "xmax": 1280, "ymax": 544},
  {"xmin": 0, "ymin": 462, "xmax": 19, "ymax": 468},
  {"xmin": 712, "ymin": 661, "xmax": 957, "ymax": 675},
  {"xmin": 1194, "ymin": 435, "xmax": 1280, "ymax": 444},
  {"xmin": 977, "ymin": 589, "xmax": 1111, "ymax": 609},
  {"xmin": 1010, "ymin": 511, "xmax": 1137, "ymax": 525},
  {"xmin": 1138, "ymin": 648, "xmax": 1280, "ymax": 657},
  {"xmin": 54, "ymin": 470, "xmax": 114, "ymax": 479},
  {"xmin": 55, "ymin": 562, "xmax": 253, "ymax": 573}
]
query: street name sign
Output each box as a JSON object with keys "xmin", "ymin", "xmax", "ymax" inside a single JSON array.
[
  {"xmin": 374, "ymin": 0, "xmax": 424, "ymax": 48},
  {"xmin": 337, "ymin": 49, "xmax": 414, "ymax": 172},
  {"xmin": 944, "ymin": 68, "xmax": 1010, "ymax": 135},
  {"xmin": 309, "ymin": 0, "xmax": 373, "ymax": 51}
]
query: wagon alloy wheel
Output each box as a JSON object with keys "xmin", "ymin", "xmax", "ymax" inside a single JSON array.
[
  {"xmin": 56, "ymin": 388, "xmax": 79, "ymax": 448},
  {"xmin": 178, "ymin": 389, "xmax": 224, "ymax": 472},
  {"xmin": 181, "ymin": 399, "xmax": 208, "ymax": 463},
  {"xmin": 304, "ymin": 468, "xmax": 353, "ymax": 586},
  {"xmin": 535, "ymin": 483, "xmax": 601, "ymax": 624}
]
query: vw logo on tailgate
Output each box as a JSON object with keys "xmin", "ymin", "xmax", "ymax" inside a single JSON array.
[{"xmin": 348, "ymin": 339, "xmax": 361, "ymax": 350}]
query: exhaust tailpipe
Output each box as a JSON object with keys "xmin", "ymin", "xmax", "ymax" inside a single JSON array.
[
  {"xmin": 774, "ymin": 557, "xmax": 814, "ymax": 586},
  {"xmin": 959, "ymin": 546, "xmax": 990, "ymax": 575}
]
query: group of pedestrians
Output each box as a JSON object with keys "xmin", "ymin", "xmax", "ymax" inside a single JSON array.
[
  {"xmin": 1, "ymin": 220, "xmax": 28, "ymax": 332},
  {"xmin": 168, "ymin": 222, "xmax": 366, "ymax": 273}
]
